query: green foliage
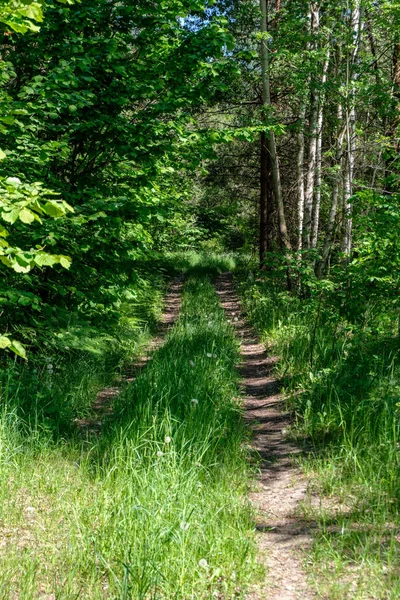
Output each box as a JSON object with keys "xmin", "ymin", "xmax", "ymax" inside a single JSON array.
[
  {"xmin": 0, "ymin": 266, "xmax": 258, "ymax": 598},
  {"xmin": 0, "ymin": 0, "xmax": 242, "ymax": 360},
  {"xmin": 0, "ymin": 176, "xmax": 73, "ymax": 270},
  {"xmin": 0, "ymin": 0, "xmax": 76, "ymax": 34},
  {"xmin": 347, "ymin": 191, "xmax": 400, "ymax": 314},
  {"xmin": 238, "ymin": 259, "xmax": 400, "ymax": 598}
]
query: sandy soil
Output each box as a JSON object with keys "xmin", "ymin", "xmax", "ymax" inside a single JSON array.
[{"xmin": 215, "ymin": 273, "xmax": 316, "ymax": 600}]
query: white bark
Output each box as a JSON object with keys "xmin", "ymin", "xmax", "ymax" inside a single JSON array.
[
  {"xmin": 342, "ymin": 105, "xmax": 355, "ymax": 255},
  {"xmin": 342, "ymin": 0, "xmax": 363, "ymax": 257},
  {"xmin": 302, "ymin": 2, "xmax": 320, "ymax": 251},
  {"xmin": 297, "ymin": 102, "xmax": 306, "ymax": 253},
  {"xmin": 311, "ymin": 51, "xmax": 330, "ymax": 249},
  {"xmin": 316, "ymin": 104, "xmax": 345, "ymax": 277}
]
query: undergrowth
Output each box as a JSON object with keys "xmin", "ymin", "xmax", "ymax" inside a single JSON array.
[
  {"xmin": 0, "ymin": 255, "xmax": 258, "ymax": 599},
  {"xmin": 237, "ymin": 266, "xmax": 400, "ymax": 599},
  {"xmin": 0, "ymin": 251, "xmax": 235, "ymax": 432}
]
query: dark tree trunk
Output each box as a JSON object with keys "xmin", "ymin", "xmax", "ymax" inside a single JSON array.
[{"xmin": 259, "ymin": 131, "xmax": 273, "ymax": 265}]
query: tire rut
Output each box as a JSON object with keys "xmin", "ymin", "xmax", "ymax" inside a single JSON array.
[
  {"xmin": 75, "ymin": 275, "xmax": 184, "ymax": 434},
  {"xmin": 215, "ymin": 272, "xmax": 316, "ymax": 600}
]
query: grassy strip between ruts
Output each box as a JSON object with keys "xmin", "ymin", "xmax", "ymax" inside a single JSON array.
[{"xmin": 0, "ymin": 258, "xmax": 259, "ymax": 599}]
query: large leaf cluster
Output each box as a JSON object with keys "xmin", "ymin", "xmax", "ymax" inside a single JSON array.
[{"xmin": 0, "ymin": 0, "xmax": 237, "ymax": 354}]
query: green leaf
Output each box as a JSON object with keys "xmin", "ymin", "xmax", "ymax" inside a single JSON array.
[
  {"xmin": 5, "ymin": 177, "xmax": 21, "ymax": 187},
  {"xmin": 0, "ymin": 150, "xmax": 6, "ymax": 161},
  {"xmin": 43, "ymin": 201, "xmax": 66, "ymax": 218},
  {"xmin": 4, "ymin": 20, "xmax": 30, "ymax": 34},
  {"xmin": 0, "ymin": 256, "xmax": 12, "ymax": 268},
  {"xmin": 9, "ymin": 340, "xmax": 27, "ymax": 359},
  {"xmin": 59, "ymin": 256, "xmax": 72, "ymax": 269},
  {"xmin": 19, "ymin": 208, "xmax": 35, "ymax": 224},
  {"xmin": 12, "ymin": 256, "xmax": 32, "ymax": 273},
  {"xmin": 34, "ymin": 253, "xmax": 57, "ymax": 267},
  {"xmin": 2, "ymin": 209, "xmax": 20, "ymax": 224},
  {"xmin": 0, "ymin": 336, "xmax": 11, "ymax": 349},
  {"xmin": 18, "ymin": 296, "xmax": 32, "ymax": 306},
  {"xmin": 22, "ymin": 4, "xmax": 43, "ymax": 22}
]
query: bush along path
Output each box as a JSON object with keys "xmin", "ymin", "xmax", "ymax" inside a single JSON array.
[
  {"xmin": 74, "ymin": 275, "xmax": 184, "ymax": 434},
  {"xmin": 0, "ymin": 266, "xmax": 258, "ymax": 599},
  {"xmin": 215, "ymin": 273, "xmax": 315, "ymax": 600}
]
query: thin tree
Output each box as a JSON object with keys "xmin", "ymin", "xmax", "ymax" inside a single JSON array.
[{"xmin": 259, "ymin": 0, "xmax": 292, "ymax": 258}]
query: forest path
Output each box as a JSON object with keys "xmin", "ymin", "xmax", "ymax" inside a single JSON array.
[
  {"xmin": 215, "ymin": 273, "xmax": 315, "ymax": 600},
  {"xmin": 75, "ymin": 276, "xmax": 184, "ymax": 433}
]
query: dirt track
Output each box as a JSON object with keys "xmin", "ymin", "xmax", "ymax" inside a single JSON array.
[{"xmin": 215, "ymin": 273, "xmax": 315, "ymax": 600}]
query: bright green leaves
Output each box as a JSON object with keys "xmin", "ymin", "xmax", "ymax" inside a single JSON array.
[
  {"xmin": 0, "ymin": 0, "xmax": 77, "ymax": 34},
  {"xmin": 0, "ymin": 247, "xmax": 71, "ymax": 273},
  {"xmin": 0, "ymin": 334, "xmax": 26, "ymax": 358},
  {"xmin": 0, "ymin": 178, "xmax": 73, "ymax": 226},
  {"xmin": 0, "ymin": 1, "xmax": 43, "ymax": 34},
  {"xmin": 9, "ymin": 339, "xmax": 26, "ymax": 358},
  {"xmin": 19, "ymin": 208, "xmax": 35, "ymax": 224},
  {"xmin": 58, "ymin": 256, "xmax": 71, "ymax": 269},
  {"xmin": 0, "ymin": 335, "xmax": 11, "ymax": 349},
  {"xmin": 43, "ymin": 201, "xmax": 70, "ymax": 218},
  {"xmin": 0, "ymin": 177, "xmax": 73, "ymax": 274}
]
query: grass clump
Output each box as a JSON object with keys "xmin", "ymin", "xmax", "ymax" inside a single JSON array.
[
  {"xmin": 237, "ymin": 268, "xmax": 400, "ymax": 599},
  {"xmin": 0, "ymin": 264, "xmax": 257, "ymax": 599}
]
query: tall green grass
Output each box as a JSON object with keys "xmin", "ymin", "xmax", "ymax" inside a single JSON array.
[
  {"xmin": 0, "ymin": 266, "xmax": 168, "ymax": 434},
  {"xmin": 0, "ymin": 263, "xmax": 257, "ymax": 599},
  {"xmin": 237, "ymin": 269, "xmax": 400, "ymax": 599}
]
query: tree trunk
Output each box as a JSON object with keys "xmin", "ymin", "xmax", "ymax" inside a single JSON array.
[
  {"xmin": 302, "ymin": 2, "xmax": 320, "ymax": 251},
  {"xmin": 311, "ymin": 51, "xmax": 330, "ymax": 250},
  {"xmin": 342, "ymin": 0, "xmax": 363, "ymax": 257},
  {"xmin": 260, "ymin": 0, "xmax": 292, "ymax": 256},
  {"xmin": 342, "ymin": 104, "xmax": 355, "ymax": 256},
  {"xmin": 259, "ymin": 131, "xmax": 272, "ymax": 263},
  {"xmin": 297, "ymin": 103, "xmax": 306, "ymax": 254},
  {"xmin": 303, "ymin": 90, "xmax": 318, "ymax": 250},
  {"xmin": 316, "ymin": 104, "xmax": 345, "ymax": 278}
]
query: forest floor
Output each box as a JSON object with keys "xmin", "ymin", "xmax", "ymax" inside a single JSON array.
[
  {"xmin": 216, "ymin": 273, "xmax": 316, "ymax": 600},
  {"xmin": 76, "ymin": 267, "xmax": 318, "ymax": 599},
  {"xmin": 73, "ymin": 266, "xmax": 318, "ymax": 599}
]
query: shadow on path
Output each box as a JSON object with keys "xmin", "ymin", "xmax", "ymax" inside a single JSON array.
[{"xmin": 215, "ymin": 272, "xmax": 316, "ymax": 600}]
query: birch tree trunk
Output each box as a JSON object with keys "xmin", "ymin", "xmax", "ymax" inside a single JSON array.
[
  {"xmin": 259, "ymin": 131, "xmax": 272, "ymax": 263},
  {"xmin": 302, "ymin": 2, "xmax": 320, "ymax": 251},
  {"xmin": 342, "ymin": 106, "xmax": 355, "ymax": 256},
  {"xmin": 342, "ymin": 0, "xmax": 363, "ymax": 257},
  {"xmin": 311, "ymin": 51, "xmax": 330, "ymax": 250},
  {"xmin": 316, "ymin": 104, "xmax": 346, "ymax": 278},
  {"xmin": 297, "ymin": 102, "xmax": 306, "ymax": 254}
]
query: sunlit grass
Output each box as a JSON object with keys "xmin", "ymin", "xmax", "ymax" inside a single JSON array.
[
  {"xmin": 237, "ymin": 269, "xmax": 400, "ymax": 599},
  {"xmin": 0, "ymin": 262, "xmax": 258, "ymax": 599}
]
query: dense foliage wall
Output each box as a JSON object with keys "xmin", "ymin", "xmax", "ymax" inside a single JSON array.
[{"xmin": 0, "ymin": 0, "xmax": 238, "ymax": 355}]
